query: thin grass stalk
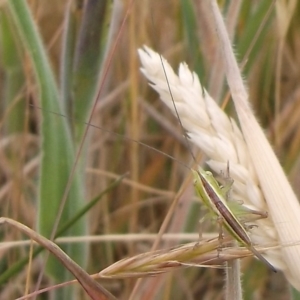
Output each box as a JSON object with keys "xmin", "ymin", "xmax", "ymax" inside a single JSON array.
[
  {"xmin": 128, "ymin": 4, "xmax": 141, "ymax": 257},
  {"xmin": 274, "ymin": 0, "xmax": 297, "ymax": 148},
  {"xmin": 225, "ymin": 242, "xmax": 242, "ymax": 300}
]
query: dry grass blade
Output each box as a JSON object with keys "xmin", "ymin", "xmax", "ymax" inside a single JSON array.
[
  {"xmin": 208, "ymin": 0, "xmax": 300, "ymax": 290},
  {"xmin": 0, "ymin": 217, "xmax": 116, "ymax": 300}
]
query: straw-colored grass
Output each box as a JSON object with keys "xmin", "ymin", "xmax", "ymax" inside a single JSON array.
[{"xmin": 0, "ymin": 1, "xmax": 300, "ymax": 299}]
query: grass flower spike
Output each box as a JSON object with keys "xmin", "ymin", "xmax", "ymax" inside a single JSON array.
[{"xmin": 138, "ymin": 45, "xmax": 300, "ymax": 289}]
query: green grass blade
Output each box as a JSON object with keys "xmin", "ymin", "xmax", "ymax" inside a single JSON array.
[
  {"xmin": 0, "ymin": 9, "xmax": 26, "ymax": 134},
  {"xmin": 72, "ymin": 0, "xmax": 108, "ymax": 141},
  {"xmin": 60, "ymin": 2, "xmax": 78, "ymax": 116},
  {"xmin": 7, "ymin": 0, "xmax": 87, "ymax": 290},
  {"xmin": 180, "ymin": 0, "xmax": 205, "ymax": 81},
  {"xmin": 0, "ymin": 175, "xmax": 125, "ymax": 284},
  {"xmin": 237, "ymin": 0, "xmax": 274, "ymax": 75}
]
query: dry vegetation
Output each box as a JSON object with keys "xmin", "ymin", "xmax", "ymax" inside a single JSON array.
[{"xmin": 0, "ymin": 0, "xmax": 300, "ymax": 299}]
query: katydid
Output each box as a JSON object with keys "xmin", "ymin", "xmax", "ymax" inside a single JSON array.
[{"xmin": 193, "ymin": 167, "xmax": 276, "ymax": 272}]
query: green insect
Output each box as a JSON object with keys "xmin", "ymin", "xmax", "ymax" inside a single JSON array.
[{"xmin": 193, "ymin": 167, "xmax": 276, "ymax": 272}]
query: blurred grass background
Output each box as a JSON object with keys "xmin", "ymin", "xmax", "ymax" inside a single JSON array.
[{"xmin": 0, "ymin": 0, "xmax": 300, "ymax": 299}]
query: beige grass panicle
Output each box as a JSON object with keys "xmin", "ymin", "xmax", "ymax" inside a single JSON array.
[
  {"xmin": 138, "ymin": 46, "xmax": 281, "ymax": 269},
  {"xmin": 99, "ymin": 236, "xmax": 254, "ymax": 279}
]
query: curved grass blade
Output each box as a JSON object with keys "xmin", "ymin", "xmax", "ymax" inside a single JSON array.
[{"xmin": 7, "ymin": 1, "xmax": 87, "ymax": 289}]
